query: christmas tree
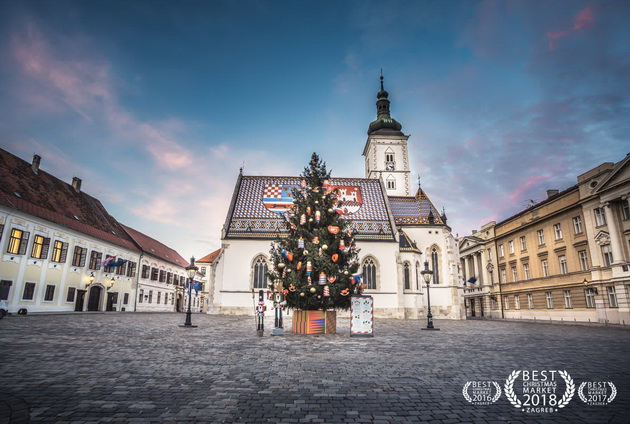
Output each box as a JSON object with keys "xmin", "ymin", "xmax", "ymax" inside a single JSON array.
[{"xmin": 268, "ymin": 153, "xmax": 362, "ymax": 310}]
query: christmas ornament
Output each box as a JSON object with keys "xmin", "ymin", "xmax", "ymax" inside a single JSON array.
[
  {"xmin": 300, "ymin": 292, "xmax": 305, "ymax": 297},
  {"xmin": 318, "ymin": 248, "xmax": 323, "ymax": 256},
  {"xmin": 352, "ymin": 273, "xmax": 362, "ymax": 285},
  {"xmin": 301, "ymin": 180, "xmax": 307, "ymax": 188},
  {"xmin": 300, "ymin": 214, "xmax": 306, "ymax": 225},
  {"xmin": 327, "ymin": 275, "xmax": 337, "ymax": 283},
  {"xmin": 340, "ymin": 288, "xmax": 350, "ymax": 296},
  {"xmin": 286, "ymin": 251, "xmax": 294, "ymax": 261},
  {"xmin": 298, "ymin": 237, "xmax": 304, "ymax": 248},
  {"xmin": 289, "ymin": 284, "xmax": 296, "ymax": 292},
  {"xmin": 277, "ymin": 263, "xmax": 285, "ymax": 269},
  {"xmin": 315, "ymin": 211, "xmax": 321, "ymax": 223},
  {"xmin": 322, "ymin": 244, "xmax": 328, "ymax": 250},
  {"xmin": 307, "ymin": 206, "xmax": 311, "ymax": 215},
  {"xmin": 328, "ymin": 208, "xmax": 334, "ymax": 213},
  {"xmin": 282, "ymin": 268, "xmax": 286, "ymax": 277},
  {"xmin": 303, "ymin": 249, "xmax": 309, "ymax": 255},
  {"xmin": 344, "ymin": 271, "xmax": 349, "ymax": 275},
  {"xmin": 323, "ymin": 286, "xmax": 330, "ymax": 297},
  {"xmin": 314, "ymin": 200, "xmax": 319, "ymax": 205},
  {"xmin": 312, "ymin": 236, "xmax": 319, "ymax": 244},
  {"xmin": 287, "ymin": 268, "xmax": 292, "ymax": 273},
  {"xmin": 297, "ymin": 261, "xmax": 302, "ymax": 270},
  {"xmin": 319, "ymin": 272, "xmax": 326, "ymax": 285},
  {"xmin": 358, "ymin": 283, "xmax": 365, "ymax": 293},
  {"xmin": 339, "ymin": 240, "xmax": 345, "ymax": 251},
  {"xmin": 331, "ymin": 254, "xmax": 339, "ymax": 262},
  {"xmin": 283, "ymin": 289, "xmax": 289, "ymax": 295},
  {"xmin": 290, "ymin": 223, "xmax": 297, "ymax": 230},
  {"xmin": 310, "ymin": 287, "xmax": 316, "ymax": 293},
  {"xmin": 317, "ymin": 295, "xmax": 321, "ymax": 299},
  {"xmin": 327, "ymin": 226, "xmax": 339, "ymax": 234},
  {"xmin": 309, "ymin": 218, "xmax": 313, "ymax": 222},
  {"xmin": 306, "ymin": 261, "xmax": 312, "ymax": 274}
]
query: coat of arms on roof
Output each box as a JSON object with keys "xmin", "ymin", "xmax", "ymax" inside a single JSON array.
[{"xmin": 262, "ymin": 183, "xmax": 364, "ymax": 215}]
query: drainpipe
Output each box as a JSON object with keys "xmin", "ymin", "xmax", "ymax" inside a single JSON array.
[{"xmin": 133, "ymin": 252, "xmax": 144, "ymax": 312}]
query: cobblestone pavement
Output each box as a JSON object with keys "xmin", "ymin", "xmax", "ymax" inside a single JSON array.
[{"xmin": 1, "ymin": 313, "xmax": 629, "ymax": 424}]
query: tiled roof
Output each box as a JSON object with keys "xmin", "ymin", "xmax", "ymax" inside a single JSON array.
[
  {"xmin": 224, "ymin": 176, "xmax": 396, "ymax": 241},
  {"xmin": 399, "ymin": 230, "xmax": 421, "ymax": 253},
  {"xmin": 388, "ymin": 189, "xmax": 444, "ymax": 226},
  {"xmin": 0, "ymin": 148, "xmax": 139, "ymax": 251},
  {"xmin": 197, "ymin": 248, "xmax": 222, "ymax": 263},
  {"xmin": 121, "ymin": 224, "xmax": 188, "ymax": 268}
]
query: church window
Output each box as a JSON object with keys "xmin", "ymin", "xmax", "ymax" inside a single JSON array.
[
  {"xmin": 415, "ymin": 262, "xmax": 420, "ymax": 290},
  {"xmin": 252, "ymin": 256, "xmax": 268, "ymax": 289},
  {"xmin": 362, "ymin": 257, "xmax": 377, "ymax": 290},
  {"xmin": 386, "ymin": 175, "xmax": 396, "ymax": 190},
  {"xmin": 386, "ymin": 152, "xmax": 394, "ymax": 162},
  {"xmin": 431, "ymin": 247, "xmax": 440, "ymax": 284},
  {"xmin": 403, "ymin": 262, "xmax": 410, "ymax": 290}
]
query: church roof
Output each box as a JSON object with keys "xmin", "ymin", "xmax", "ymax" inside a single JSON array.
[
  {"xmin": 388, "ymin": 189, "xmax": 444, "ymax": 226},
  {"xmin": 399, "ymin": 230, "xmax": 421, "ymax": 253},
  {"xmin": 0, "ymin": 148, "xmax": 139, "ymax": 252},
  {"xmin": 223, "ymin": 176, "xmax": 397, "ymax": 241}
]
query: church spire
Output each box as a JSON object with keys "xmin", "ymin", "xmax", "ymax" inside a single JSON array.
[{"xmin": 368, "ymin": 73, "xmax": 403, "ymax": 136}]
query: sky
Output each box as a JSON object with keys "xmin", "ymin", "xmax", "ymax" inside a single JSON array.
[{"xmin": 1, "ymin": 0, "xmax": 629, "ymax": 260}]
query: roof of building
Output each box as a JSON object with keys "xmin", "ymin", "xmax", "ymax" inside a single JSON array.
[
  {"xmin": 388, "ymin": 189, "xmax": 444, "ymax": 226},
  {"xmin": 121, "ymin": 224, "xmax": 188, "ymax": 268},
  {"xmin": 367, "ymin": 75, "xmax": 404, "ymax": 136},
  {"xmin": 223, "ymin": 175, "xmax": 397, "ymax": 241},
  {"xmin": 0, "ymin": 148, "xmax": 139, "ymax": 251},
  {"xmin": 197, "ymin": 248, "xmax": 222, "ymax": 263},
  {"xmin": 399, "ymin": 230, "xmax": 421, "ymax": 253}
]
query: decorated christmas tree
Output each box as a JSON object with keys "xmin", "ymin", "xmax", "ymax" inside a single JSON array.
[{"xmin": 268, "ymin": 153, "xmax": 362, "ymax": 310}]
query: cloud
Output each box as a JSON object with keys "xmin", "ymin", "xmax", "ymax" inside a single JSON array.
[{"xmin": 546, "ymin": 5, "xmax": 594, "ymax": 51}]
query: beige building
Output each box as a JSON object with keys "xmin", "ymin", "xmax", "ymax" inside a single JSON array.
[{"xmin": 460, "ymin": 154, "xmax": 630, "ymax": 325}]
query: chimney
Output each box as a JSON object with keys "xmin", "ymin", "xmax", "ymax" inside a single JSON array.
[
  {"xmin": 546, "ymin": 189, "xmax": 559, "ymax": 198},
  {"xmin": 32, "ymin": 154, "xmax": 41, "ymax": 174},
  {"xmin": 72, "ymin": 177, "xmax": 82, "ymax": 193}
]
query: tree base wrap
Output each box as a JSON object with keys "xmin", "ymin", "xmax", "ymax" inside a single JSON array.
[{"xmin": 292, "ymin": 310, "xmax": 337, "ymax": 334}]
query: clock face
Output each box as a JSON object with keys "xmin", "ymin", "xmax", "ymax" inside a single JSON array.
[{"xmin": 386, "ymin": 163, "xmax": 394, "ymax": 171}]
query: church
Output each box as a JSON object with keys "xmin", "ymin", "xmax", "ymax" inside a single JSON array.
[{"xmin": 207, "ymin": 77, "xmax": 463, "ymax": 319}]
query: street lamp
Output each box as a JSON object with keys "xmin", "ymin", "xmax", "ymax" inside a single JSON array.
[
  {"xmin": 421, "ymin": 261, "xmax": 440, "ymax": 331},
  {"xmin": 86, "ymin": 272, "xmax": 95, "ymax": 289},
  {"xmin": 179, "ymin": 256, "xmax": 198, "ymax": 328}
]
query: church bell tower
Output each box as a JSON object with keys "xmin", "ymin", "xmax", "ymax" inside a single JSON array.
[{"xmin": 362, "ymin": 74, "xmax": 411, "ymax": 196}]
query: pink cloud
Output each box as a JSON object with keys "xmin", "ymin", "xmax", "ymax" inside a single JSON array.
[
  {"xmin": 546, "ymin": 5, "xmax": 595, "ymax": 51},
  {"xmin": 508, "ymin": 174, "xmax": 545, "ymax": 203}
]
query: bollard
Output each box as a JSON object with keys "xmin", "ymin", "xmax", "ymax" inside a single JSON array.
[
  {"xmin": 534, "ymin": 316, "xmax": 536, "ymax": 322},
  {"xmin": 561, "ymin": 317, "xmax": 563, "ymax": 323},
  {"xmin": 574, "ymin": 318, "xmax": 577, "ymax": 325}
]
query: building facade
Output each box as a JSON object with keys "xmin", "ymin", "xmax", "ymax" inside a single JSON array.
[{"xmin": 208, "ymin": 77, "xmax": 463, "ymax": 319}]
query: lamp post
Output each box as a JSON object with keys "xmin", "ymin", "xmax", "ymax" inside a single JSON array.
[
  {"xmin": 179, "ymin": 256, "xmax": 198, "ymax": 328},
  {"xmin": 421, "ymin": 261, "xmax": 439, "ymax": 331}
]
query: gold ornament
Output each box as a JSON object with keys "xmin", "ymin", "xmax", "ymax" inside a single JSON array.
[{"xmin": 309, "ymin": 287, "xmax": 316, "ymax": 293}]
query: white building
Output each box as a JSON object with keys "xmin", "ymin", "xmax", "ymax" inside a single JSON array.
[{"xmin": 208, "ymin": 77, "xmax": 463, "ymax": 319}]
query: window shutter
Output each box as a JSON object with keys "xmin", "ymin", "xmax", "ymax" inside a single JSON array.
[
  {"xmin": 59, "ymin": 242, "xmax": 69, "ymax": 263},
  {"xmin": 17, "ymin": 231, "xmax": 30, "ymax": 255},
  {"xmin": 79, "ymin": 248, "xmax": 87, "ymax": 267},
  {"xmin": 40, "ymin": 238, "xmax": 51, "ymax": 259}
]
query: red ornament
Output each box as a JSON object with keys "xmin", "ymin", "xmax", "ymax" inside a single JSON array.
[
  {"xmin": 332, "ymin": 254, "xmax": 339, "ymax": 263},
  {"xmin": 327, "ymin": 226, "xmax": 339, "ymax": 234}
]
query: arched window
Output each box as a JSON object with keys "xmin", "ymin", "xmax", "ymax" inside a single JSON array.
[
  {"xmin": 362, "ymin": 257, "xmax": 377, "ymax": 290},
  {"xmin": 404, "ymin": 262, "xmax": 410, "ymax": 290},
  {"xmin": 386, "ymin": 175, "xmax": 396, "ymax": 190},
  {"xmin": 415, "ymin": 262, "xmax": 420, "ymax": 290},
  {"xmin": 431, "ymin": 247, "xmax": 440, "ymax": 284},
  {"xmin": 252, "ymin": 256, "xmax": 268, "ymax": 289}
]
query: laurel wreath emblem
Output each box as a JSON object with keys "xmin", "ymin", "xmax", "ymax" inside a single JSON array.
[
  {"xmin": 578, "ymin": 382, "xmax": 587, "ymax": 403},
  {"xmin": 492, "ymin": 381, "xmax": 502, "ymax": 403},
  {"xmin": 462, "ymin": 381, "xmax": 502, "ymax": 404},
  {"xmin": 504, "ymin": 370, "xmax": 522, "ymax": 408},
  {"xmin": 557, "ymin": 370, "xmax": 575, "ymax": 408},
  {"xmin": 608, "ymin": 382, "xmax": 617, "ymax": 403},
  {"xmin": 462, "ymin": 381, "xmax": 472, "ymax": 403}
]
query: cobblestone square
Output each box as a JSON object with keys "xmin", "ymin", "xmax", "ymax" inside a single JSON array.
[{"xmin": 1, "ymin": 314, "xmax": 629, "ymax": 423}]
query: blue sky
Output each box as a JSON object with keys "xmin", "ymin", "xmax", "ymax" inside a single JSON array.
[{"xmin": 1, "ymin": 0, "xmax": 628, "ymax": 259}]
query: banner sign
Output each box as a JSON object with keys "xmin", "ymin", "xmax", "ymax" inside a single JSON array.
[{"xmin": 350, "ymin": 295, "xmax": 374, "ymax": 337}]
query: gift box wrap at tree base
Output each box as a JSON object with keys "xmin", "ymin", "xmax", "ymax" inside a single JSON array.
[{"xmin": 292, "ymin": 310, "xmax": 337, "ymax": 334}]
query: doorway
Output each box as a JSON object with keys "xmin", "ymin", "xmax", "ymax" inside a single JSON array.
[
  {"xmin": 106, "ymin": 292, "xmax": 118, "ymax": 311},
  {"xmin": 75, "ymin": 290, "xmax": 86, "ymax": 311},
  {"xmin": 470, "ymin": 298, "xmax": 476, "ymax": 317},
  {"xmin": 87, "ymin": 286, "xmax": 102, "ymax": 311}
]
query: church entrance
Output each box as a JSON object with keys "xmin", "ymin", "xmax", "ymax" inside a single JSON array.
[{"xmin": 87, "ymin": 286, "xmax": 102, "ymax": 311}]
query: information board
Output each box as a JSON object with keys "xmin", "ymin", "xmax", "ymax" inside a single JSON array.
[{"xmin": 350, "ymin": 295, "xmax": 374, "ymax": 337}]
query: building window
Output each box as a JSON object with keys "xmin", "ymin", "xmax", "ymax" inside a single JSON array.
[
  {"xmin": 594, "ymin": 207, "xmax": 606, "ymax": 226},
  {"xmin": 22, "ymin": 282, "xmax": 36, "ymax": 300},
  {"xmin": 520, "ymin": 236, "xmax": 527, "ymax": 251},
  {"xmin": 563, "ymin": 290, "xmax": 572, "ymax": 308},
  {"xmin": 72, "ymin": 246, "xmax": 87, "ymax": 267},
  {"xmin": 200, "ymin": 267, "xmax": 207, "ymax": 276},
  {"xmin": 89, "ymin": 251, "xmax": 102, "ymax": 270},
  {"xmin": 167, "ymin": 272, "xmax": 173, "ymax": 284},
  {"xmin": 386, "ymin": 177, "xmax": 396, "ymax": 190},
  {"xmin": 252, "ymin": 256, "xmax": 268, "ymax": 289},
  {"xmin": 500, "ymin": 268, "xmax": 507, "ymax": 284},
  {"xmin": 509, "ymin": 241, "xmax": 515, "ymax": 254},
  {"xmin": 527, "ymin": 293, "xmax": 534, "ymax": 309},
  {"xmin": 127, "ymin": 262, "xmax": 137, "ymax": 278},
  {"xmin": 607, "ymin": 286, "xmax": 618, "ymax": 308},
  {"xmin": 487, "ymin": 249, "xmax": 492, "ymax": 261},
  {"xmin": 511, "ymin": 266, "xmax": 518, "ymax": 282},
  {"xmin": 499, "ymin": 245, "xmax": 505, "ymax": 258},
  {"xmin": 151, "ymin": 267, "xmax": 159, "ymax": 281},
  {"xmin": 559, "ymin": 255, "xmax": 568, "ymax": 274},
  {"xmin": 385, "ymin": 152, "xmax": 394, "ymax": 163},
  {"xmin": 157, "ymin": 292, "xmax": 161, "ymax": 304},
  {"xmin": 164, "ymin": 293, "xmax": 168, "ymax": 305},
  {"xmin": 431, "ymin": 248, "xmax": 440, "ymax": 284},
  {"xmin": 403, "ymin": 263, "xmax": 410, "ymax": 290},
  {"xmin": 103, "ymin": 255, "xmax": 115, "ymax": 273},
  {"xmin": 523, "ymin": 263, "xmax": 530, "ymax": 280},
  {"xmin": 537, "ymin": 230, "xmax": 545, "ymax": 245},
  {"xmin": 138, "ymin": 289, "xmax": 144, "ymax": 303},
  {"xmin": 148, "ymin": 290, "xmax": 153, "ymax": 303},
  {"xmin": 623, "ymin": 202, "xmax": 630, "ymax": 220},
  {"xmin": 601, "ymin": 245, "xmax": 613, "ymax": 267},
  {"xmin": 159, "ymin": 270, "xmax": 166, "ymax": 283},
  {"xmin": 504, "ymin": 296, "xmax": 509, "ymax": 310},
  {"xmin": 7, "ymin": 228, "xmax": 29, "ymax": 255},
  {"xmin": 123, "ymin": 293, "xmax": 129, "ymax": 305},
  {"xmin": 31, "ymin": 235, "xmax": 50, "ymax": 259},
  {"xmin": 66, "ymin": 287, "xmax": 76, "ymax": 302},
  {"xmin": 515, "ymin": 295, "xmax": 521, "ymax": 310},
  {"xmin": 141, "ymin": 265, "xmax": 150, "ymax": 279},
  {"xmin": 0, "ymin": 280, "xmax": 13, "ymax": 300},
  {"xmin": 553, "ymin": 224, "xmax": 562, "ymax": 240},
  {"xmin": 545, "ymin": 292, "xmax": 554, "ymax": 309},
  {"xmin": 572, "ymin": 216, "xmax": 583, "ymax": 234},
  {"xmin": 585, "ymin": 288, "xmax": 596, "ymax": 308},
  {"xmin": 362, "ymin": 257, "xmax": 377, "ymax": 290},
  {"xmin": 415, "ymin": 262, "xmax": 420, "ymax": 290},
  {"xmin": 578, "ymin": 250, "xmax": 588, "ymax": 271},
  {"xmin": 541, "ymin": 259, "xmax": 549, "ymax": 277},
  {"xmin": 43, "ymin": 284, "xmax": 55, "ymax": 302},
  {"xmin": 51, "ymin": 241, "xmax": 69, "ymax": 263},
  {"xmin": 115, "ymin": 261, "xmax": 126, "ymax": 276}
]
